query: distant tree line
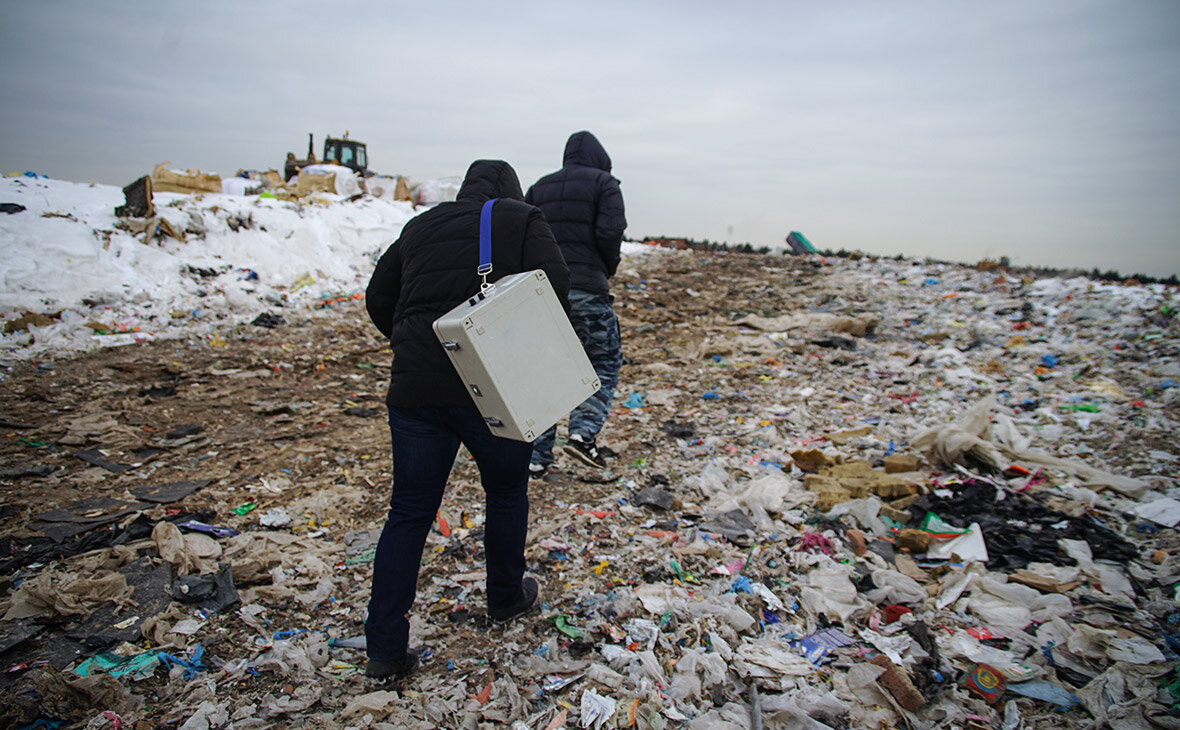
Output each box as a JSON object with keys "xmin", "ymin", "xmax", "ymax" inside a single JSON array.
[
  {"xmin": 643, "ymin": 236, "xmax": 773, "ymax": 255},
  {"xmin": 637, "ymin": 237, "xmax": 1178, "ymax": 286},
  {"xmin": 848, "ymin": 249, "xmax": 1179, "ymax": 285}
]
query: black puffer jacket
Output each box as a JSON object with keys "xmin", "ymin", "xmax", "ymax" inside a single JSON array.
[
  {"xmin": 366, "ymin": 160, "xmax": 570, "ymax": 408},
  {"xmin": 525, "ymin": 131, "xmax": 626, "ymax": 295}
]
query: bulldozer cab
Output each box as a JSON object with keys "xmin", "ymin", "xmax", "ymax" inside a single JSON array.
[
  {"xmin": 285, "ymin": 132, "xmax": 369, "ymax": 182},
  {"xmin": 323, "ymin": 137, "xmax": 367, "ymax": 174}
]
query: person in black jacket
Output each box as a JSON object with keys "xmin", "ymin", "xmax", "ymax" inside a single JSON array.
[
  {"xmin": 363, "ymin": 159, "xmax": 569, "ymax": 682},
  {"xmin": 526, "ymin": 130, "xmax": 627, "ymax": 473}
]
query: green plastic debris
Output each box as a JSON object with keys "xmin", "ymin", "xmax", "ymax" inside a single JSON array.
[
  {"xmin": 669, "ymin": 559, "xmax": 686, "ymax": 581},
  {"xmin": 921, "ymin": 512, "xmax": 969, "ymax": 537},
  {"xmin": 554, "ymin": 615, "xmax": 586, "ymax": 639},
  {"xmin": 1061, "ymin": 403, "xmax": 1100, "ymax": 413},
  {"xmin": 1163, "ymin": 666, "xmax": 1180, "ymax": 705},
  {"xmin": 345, "ymin": 548, "xmax": 377, "ymax": 566},
  {"xmin": 668, "ymin": 558, "xmax": 699, "ymax": 585},
  {"xmin": 74, "ymin": 651, "xmax": 161, "ymax": 680},
  {"xmin": 786, "ymin": 231, "xmax": 818, "ymax": 254},
  {"xmin": 231, "ymin": 502, "xmax": 256, "ymax": 516}
]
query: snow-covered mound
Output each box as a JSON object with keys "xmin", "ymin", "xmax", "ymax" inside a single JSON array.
[{"xmin": 0, "ymin": 175, "xmax": 417, "ymax": 358}]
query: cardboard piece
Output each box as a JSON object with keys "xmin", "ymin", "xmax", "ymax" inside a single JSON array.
[{"xmin": 152, "ymin": 161, "xmax": 221, "ymax": 195}]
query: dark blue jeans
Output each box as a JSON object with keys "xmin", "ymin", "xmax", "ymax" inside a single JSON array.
[
  {"xmin": 365, "ymin": 405, "xmax": 533, "ymax": 661},
  {"xmin": 531, "ymin": 289, "xmax": 622, "ymax": 466}
]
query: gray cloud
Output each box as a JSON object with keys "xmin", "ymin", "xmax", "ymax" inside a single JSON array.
[{"xmin": 2, "ymin": 0, "xmax": 1177, "ymax": 274}]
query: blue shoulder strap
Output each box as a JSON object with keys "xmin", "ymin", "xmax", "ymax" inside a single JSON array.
[{"xmin": 478, "ymin": 198, "xmax": 496, "ymax": 277}]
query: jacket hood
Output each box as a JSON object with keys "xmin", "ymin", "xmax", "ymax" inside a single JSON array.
[
  {"xmin": 562, "ymin": 131, "xmax": 612, "ymax": 173},
  {"xmin": 456, "ymin": 159, "xmax": 524, "ymax": 203}
]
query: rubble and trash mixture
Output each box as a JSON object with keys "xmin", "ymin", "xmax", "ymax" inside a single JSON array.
[{"xmin": 1, "ymin": 176, "xmax": 1178, "ymax": 729}]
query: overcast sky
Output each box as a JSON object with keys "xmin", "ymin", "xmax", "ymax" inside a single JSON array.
[{"xmin": 3, "ymin": 1, "xmax": 1178, "ymax": 276}]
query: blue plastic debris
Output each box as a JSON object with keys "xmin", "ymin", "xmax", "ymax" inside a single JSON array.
[
  {"xmin": 159, "ymin": 643, "xmax": 205, "ymax": 680},
  {"xmin": 730, "ymin": 575, "xmax": 753, "ymax": 594},
  {"xmin": 623, "ymin": 392, "xmax": 646, "ymax": 409},
  {"xmin": 328, "ymin": 635, "xmax": 366, "ymax": 649},
  {"xmin": 272, "ymin": 628, "xmax": 307, "ymax": 640},
  {"xmin": 789, "ymin": 628, "xmax": 854, "ymax": 665},
  {"xmin": 1006, "ymin": 679, "xmax": 1080, "ymax": 709},
  {"xmin": 176, "ymin": 520, "xmax": 240, "ymax": 538}
]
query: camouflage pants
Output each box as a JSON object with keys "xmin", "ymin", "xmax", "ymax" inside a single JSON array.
[{"xmin": 531, "ymin": 289, "xmax": 621, "ymax": 466}]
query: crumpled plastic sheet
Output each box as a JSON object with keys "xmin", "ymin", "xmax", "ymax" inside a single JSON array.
[
  {"xmin": 858, "ymin": 628, "xmax": 914, "ymax": 666},
  {"xmin": 1005, "ymin": 679, "xmax": 1080, "ymax": 709},
  {"xmin": 1131, "ymin": 497, "xmax": 1180, "ymax": 527},
  {"xmin": 797, "ymin": 559, "xmax": 869, "ymax": 622},
  {"xmin": 177, "ymin": 700, "xmax": 229, "ymax": 730},
  {"xmin": 632, "ymin": 582, "xmax": 689, "ymax": 617},
  {"xmin": 703, "ymin": 473, "xmax": 813, "ymax": 531},
  {"xmin": 1075, "ymin": 662, "xmax": 1180, "ymax": 730},
  {"xmin": 339, "ymin": 689, "xmax": 400, "ymax": 720},
  {"xmin": 941, "ymin": 630, "xmax": 1044, "ymax": 682},
  {"xmin": 580, "ymin": 688, "xmax": 617, "ymax": 729},
  {"xmin": 685, "ymin": 593, "xmax": 758, "ymax": 634},
  {"xmin": 684, "ymin": 461, "xmax": 730, "ymax": 498},
  {"xmin": 0, "ymin": 669, "xmax": 139, "ymax": 729},
  {"xmin": 824, "ymin": 497, "xmax": 890, "ymax": 537},
  {"xmin": 153, "ymin": 520, "xmax": 222, "ymax": 576},
  {"xmin": 253, "ymin": 635, "xmax": 330, "ymax": 676},
  {"xmin": 759, "ymin": 688, "xmax": 847, "ymax": 729},
  {"xmin": 863, "ymin": 568, "xmax": 927, "ymax": 605},
  {"xmin": 666, "ymin": 647, "xmax": 729, "ymax": 703},
  {"xmin": 839, "ymin": 663, "xmax": 904, "ymax": 721},
  {"xmin": 585, "ymin": 661, "xmax": 626, "ymax": 690},
  {"xmin": 2, "ymin": 566, "xmax": 131, "ymax": 620},
  {"xmin": 1066, "ymin": 625, "xmax": 1167, "ymax": 665},
  {"xmin": 683, "ymin": 702, "xmax": 747, "ymax": 730},
  {"xmin": 911, "ymin": 395, "xmax": 1150, "ymax": 498},
  {"xmin": 735, "ymin": 636, "xmax": 816, "ymax": 685},
  {"xmin": 925, "ymin": 521, "xmax": 989, "ymax": 562},
  {"xmin": 140, "ymin": 604, "xmax": 199, "ymax": 649},
  {"xmin": 623, "ymin": 617, "xmax": 660, "ymax": 650}
]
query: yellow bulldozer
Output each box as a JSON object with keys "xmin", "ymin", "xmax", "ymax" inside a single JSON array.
[{"xmin": 284, "ymin": 132, "xmax": 369, "ymax": 182}]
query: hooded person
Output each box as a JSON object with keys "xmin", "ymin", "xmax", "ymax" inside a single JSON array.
[
  {"xmin": 525, "ymin": 131, "xmax": 627, "ymax": 474},
  {"xmin": 363, "ymin": 159, "xmax": 569, "ymax": 682}
]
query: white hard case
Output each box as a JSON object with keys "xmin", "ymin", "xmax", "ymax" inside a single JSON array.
[{"xmin": 432, "ymin": 270, "xmax": 600, "ymax": 442}]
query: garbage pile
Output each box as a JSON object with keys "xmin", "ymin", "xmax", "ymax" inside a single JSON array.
[
  {"xmin": 1, "ymin": 235, "xmax": 1178, "ymax": 728},
  {"xmin": 0, "ymin": 172, "xmax": 474, "ymax": 365},
  {"xmin": 0, "ymin": 174, "xmax": 418, "ymax": 360}
]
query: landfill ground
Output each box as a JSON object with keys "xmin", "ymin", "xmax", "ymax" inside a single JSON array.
[{"xmin": 1, "ymin": 245, "xmax": 1178, "ymax": 729}]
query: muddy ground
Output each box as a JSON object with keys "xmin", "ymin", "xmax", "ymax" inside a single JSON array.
[{"xmin": 0, "ymin": 248, "xmax": 1176, "ymax": 729}]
